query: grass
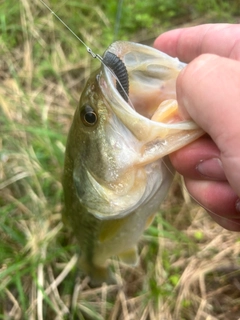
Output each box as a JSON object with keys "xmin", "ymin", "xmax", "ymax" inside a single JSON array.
[{"xmin": 1, "ymin": 0, "xmax": 240, "ymax": 319}]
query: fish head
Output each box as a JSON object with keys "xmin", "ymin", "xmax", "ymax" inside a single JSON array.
[{"xmin": 63, "ymin": 41, "xmax": 204, "ymax": 222}]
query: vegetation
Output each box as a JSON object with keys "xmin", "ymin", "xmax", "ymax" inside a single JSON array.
[{"xmin": 0, "ymin": 0, "xmax": 240, "ymax": 319}]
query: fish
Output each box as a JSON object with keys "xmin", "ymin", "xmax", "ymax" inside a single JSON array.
[{"xmin": 62, "ymin": 41, "xmax": 204, "ymax": 286}]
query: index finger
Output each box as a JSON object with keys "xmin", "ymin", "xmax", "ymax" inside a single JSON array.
[{"xmin": 154, "ymin": 24, "xmax": 240, "ymax": 62}]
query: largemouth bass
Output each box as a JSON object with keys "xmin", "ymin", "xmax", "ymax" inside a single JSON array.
[{"xmin": 63, "ymin": 41, "xmax": 204, "ymax": 286}]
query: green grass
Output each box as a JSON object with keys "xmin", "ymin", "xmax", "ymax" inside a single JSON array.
[{"xmin": 1, "ymin": 0, "xmax": 240, "ymax": 319}]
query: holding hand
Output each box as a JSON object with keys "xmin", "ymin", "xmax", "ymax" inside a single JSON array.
[{"xmin": 154, "ymin": 24, "xmax": 240, "ymax": 231}]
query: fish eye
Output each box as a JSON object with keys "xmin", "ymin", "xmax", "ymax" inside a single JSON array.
[{"xmin": 80, "ymin": 104, "xmax": 98, "ymax": 126}]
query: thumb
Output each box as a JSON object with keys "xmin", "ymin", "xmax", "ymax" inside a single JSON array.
[{"xmin": 177, "ymin": 54, "xmax": 240, "ymax": 196}]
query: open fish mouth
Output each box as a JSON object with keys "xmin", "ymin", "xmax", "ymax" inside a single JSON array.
[{"xmin": 99, "ymin": 41, "xmax": 204, "ymax": 160}]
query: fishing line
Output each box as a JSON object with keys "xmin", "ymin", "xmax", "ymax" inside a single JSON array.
[
  {"xmin": 113, "ymin": 0, "xmax": 124, "ymax": 41},
  {"xmin": 38, "ymin": 0, "xmax": 98, "ymax": 59},
  {"xmin": 38, "ymin": 0, "xmax": 133, "ymax": 108}
]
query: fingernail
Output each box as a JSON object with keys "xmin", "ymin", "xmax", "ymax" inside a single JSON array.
[
  {"xmin": 236, "ymin": 199, "xmax": 240, "ymax": 213},
  {"xmin": 196, "ymin": 158, "xmax": 226, "ymax": 180}
]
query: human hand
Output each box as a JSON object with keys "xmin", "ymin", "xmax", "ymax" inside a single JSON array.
[{"xmin": 154, "ymin": 24, "xmax": 240, "ymax": 231}]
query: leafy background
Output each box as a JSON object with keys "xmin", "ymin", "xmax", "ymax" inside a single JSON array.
[{"xmin": 0, "ymin": 0, "xmax": 240, "ymax": 319}]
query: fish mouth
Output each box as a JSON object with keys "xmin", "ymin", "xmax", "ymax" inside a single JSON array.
[{"xmin": 100, "ymin": 41, "xmax": 204, "ymax": 160}]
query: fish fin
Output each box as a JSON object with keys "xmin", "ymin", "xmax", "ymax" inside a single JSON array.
[
  {"xmin": 89, "ymin": 266, "xmax": 116, "ymax": 287},
  {"xmin": 79, "ymin": 255, "xmax": 115, "ymax": 286},
  {"xmin": 98, "ymin": 218, "xmax": 127, "ymax": 242},
  {"xmin": 145, "ymin": 213, "xmax": 156, "ymax": 229},
  {"xmin": 118, "ymin": 246, "xmax": 138, "ymax": 265}
]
